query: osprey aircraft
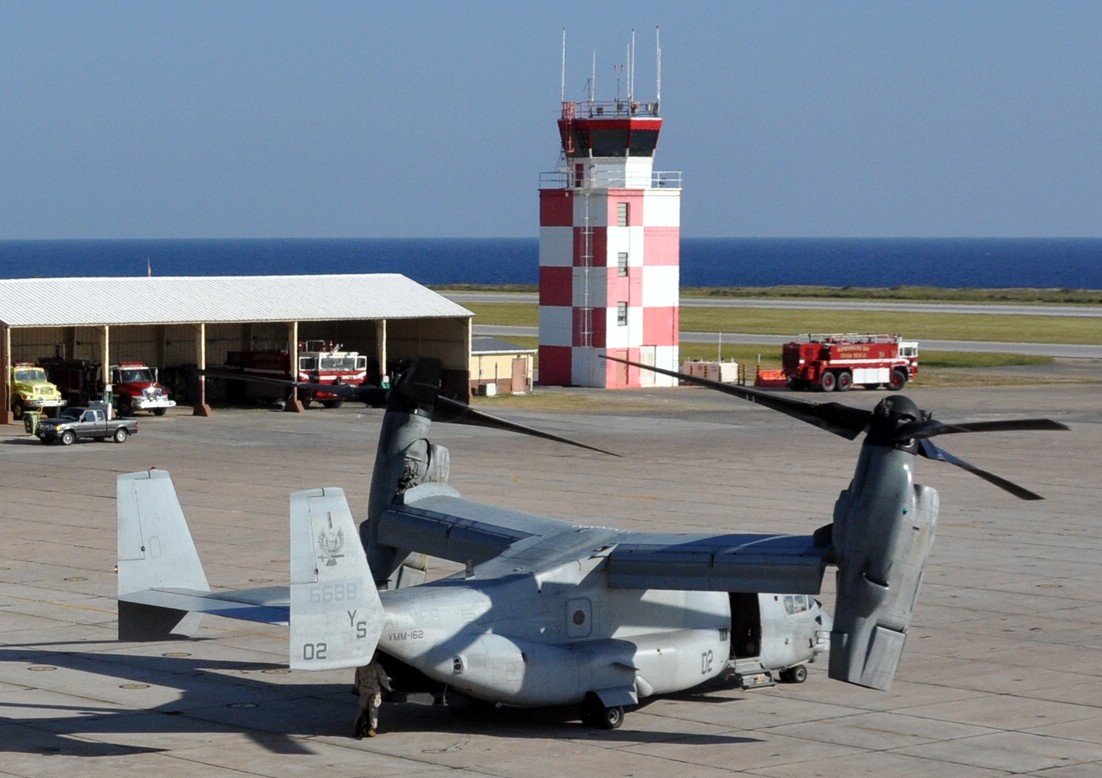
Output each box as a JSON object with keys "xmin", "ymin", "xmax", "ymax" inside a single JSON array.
[{"xmin": 116, "ymin": 358, "xmax": 1067, "ymax": 729}]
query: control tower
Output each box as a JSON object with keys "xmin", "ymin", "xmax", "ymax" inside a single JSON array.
[{"xmin": 537, "ymin": 59, "xmax": 681, "ymax": 388}]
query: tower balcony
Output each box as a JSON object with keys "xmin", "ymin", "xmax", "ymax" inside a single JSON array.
[{"xmin": 539, "ymin": 169, "xmax": 682, "ymax": 190}]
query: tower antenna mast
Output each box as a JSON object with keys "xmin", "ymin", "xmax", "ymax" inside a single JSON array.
[
  {"xmin": 560, "ymin": 28, "xmax": 566, "ymax": 103},
  {"xmin": 656, "ymin": 26, "xmax": 662, "ymax": 111},
  {"xmin": 591, "ymin": 51, "xmax": 596, "ymax": 102},
  {"xmin": 628, "ymin": 29, "xmax": 636, "ymax": 105}
]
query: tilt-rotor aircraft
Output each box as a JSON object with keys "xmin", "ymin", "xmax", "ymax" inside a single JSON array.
[{"xmin": 116, "ymin": 358, "xmax": 1067, "ymax": 729}]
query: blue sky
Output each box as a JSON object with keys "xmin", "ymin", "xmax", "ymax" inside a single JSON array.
[{"xmin": 2, "ymin": 1, "xmax": 1100, "ymax": 239}]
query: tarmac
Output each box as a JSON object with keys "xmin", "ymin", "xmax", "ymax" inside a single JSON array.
[{"xmin": 2, "ymin": 374, "xmax": 1101, "ymax": 777}]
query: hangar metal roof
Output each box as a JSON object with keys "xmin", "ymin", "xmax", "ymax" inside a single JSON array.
[{"xmin": 0, "ymin": 274, "xmax": 472, "ymax": 327}]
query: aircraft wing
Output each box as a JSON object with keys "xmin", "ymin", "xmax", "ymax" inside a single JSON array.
[
  {"xmin": 606, "ymin": 531, "xmax": 829, "ymax": 594},
  {"xmin": 381, "ymin": 483, "xmax": 828, "ymax": 592},
  {"xmin": 378, "ymin": 483, "xmax": 578, "ymax": 566}
]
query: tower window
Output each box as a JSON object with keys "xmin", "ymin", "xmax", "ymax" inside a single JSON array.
[
  {"xmin": 617, "ymin": 252, "xmax": 628, "ymax": 277},
  {"xmin": 617, "ymin": 202, "xmax": 629, "ymax": 227},
  {"xmin": 617, "ymin": 302, "xmax": 628, "ymax": 326}
]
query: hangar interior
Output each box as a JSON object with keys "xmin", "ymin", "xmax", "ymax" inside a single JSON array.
[{"xmin": 1, "ymin": 274, "xmax": 473, "ymax": 424}]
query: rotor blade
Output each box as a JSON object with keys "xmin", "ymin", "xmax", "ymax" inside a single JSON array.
[
  {"xmin": 901, "ymin": 418, "xmax": 1070, "ymax": 441},
  {"xmin": 602, "ymin": 355, "xmax": 872, "ymax": 440},
  {"xmin": 917, "ymin": 439, "xmax": 1045, "ymax": 500},
  {"xmin": 200, "ymin": 368, "xmax": 388, "ymax": 406},
  {"xmin": 434, "ymin": 396, "xmax": 619, "ymax": 457}
]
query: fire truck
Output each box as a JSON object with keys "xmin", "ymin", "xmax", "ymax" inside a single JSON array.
[
  {"xmin": 40, "ymin": 358, "xmax": 176, "ymax": 416},
  {"xmin": 109, "ymin": 363, "xmax": 177, "ymax": 416},
  {"xmin": 781, "ymin": 334, "xmax": 919, "ymax": 392},
  {"xmin": 224, "ymin": 341, "xmax": 369, "ymax": 408}
]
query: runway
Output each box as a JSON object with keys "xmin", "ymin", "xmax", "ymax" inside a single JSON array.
[
  {"xmin": 472, "ymin": 324, "xmax": 1102, "ymax": 360},
  {"xmin": 446, "ymin": 291, "xmax": 1102, "ymax": 318},
  {"xmin": 2, "ymin": 380, "xmax": 1101, "ymax": 776}
]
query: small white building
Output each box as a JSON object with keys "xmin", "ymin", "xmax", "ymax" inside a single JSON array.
[{"xmin": 470, "ymin": 337, "xmax": 536, "ymax": 396}]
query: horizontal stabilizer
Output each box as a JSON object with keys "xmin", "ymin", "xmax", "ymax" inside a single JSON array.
[
  {"xmin": 119, "ymin": 586, "xmax": 289, "ymax": 625},
  {"xmin": 290, "ymin": 487, "xmax": 385, "ymax": 670}
]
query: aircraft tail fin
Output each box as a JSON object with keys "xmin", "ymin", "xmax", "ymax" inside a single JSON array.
[
  {"xmin": 117, "ymin": 469, "xmax": 211, "ymax": 640},
  {"xmin": 290, "ymin": 487, "xmax": 385, "ymax": 671}
]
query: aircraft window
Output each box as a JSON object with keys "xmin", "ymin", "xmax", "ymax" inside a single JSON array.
[{"xmin": 573, "ymin": 609, "xmax": 586, "ymax": 626}]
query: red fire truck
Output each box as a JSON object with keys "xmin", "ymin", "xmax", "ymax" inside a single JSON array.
[
  {"xmin": 224, "ymin": 341, "xmax": 369, "ymax": 408},
  {"xmin": 781, "ymin": 334, "xmax": 919, "ymax": 392},
  {"xmin": 39, "ymin": 358, "xmax": 175, "ymax": 416}
]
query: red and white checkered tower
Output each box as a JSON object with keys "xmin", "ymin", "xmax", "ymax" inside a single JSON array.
[{"xmin": 538, "ymin": 34, "xmax": 681, "ymax": 388}]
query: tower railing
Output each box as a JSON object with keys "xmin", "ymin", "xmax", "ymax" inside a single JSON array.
[
  {"xmin": 562, "ymin": 100, "xmax": 660, "ymax": 119},
  {"xmin": 538, "ymin": 170, "xmax": 682, "ymax": 190}
]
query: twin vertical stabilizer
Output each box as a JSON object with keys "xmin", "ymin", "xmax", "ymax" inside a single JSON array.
[
  {"xmin": 117, "ymin": 471, "xmax": 384, "ymax": 671},
  {"xmin": 289, "ymin": 487, "xmax": 384, "ymax": 670}
]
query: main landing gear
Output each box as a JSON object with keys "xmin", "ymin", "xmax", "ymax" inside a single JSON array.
[{"xmin": 580, "ymin": 693, "xmax": 624, "ymax": 729}]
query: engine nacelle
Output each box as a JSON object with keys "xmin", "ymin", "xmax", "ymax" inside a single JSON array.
[{"xmin": 828, "ymin": 445, "xmax": 938, "ymax": 690}]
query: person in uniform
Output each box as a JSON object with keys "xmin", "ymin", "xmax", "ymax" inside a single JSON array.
[{"xmin": 354, "ymin": 653, "xmax": 392, "ymax": 738}]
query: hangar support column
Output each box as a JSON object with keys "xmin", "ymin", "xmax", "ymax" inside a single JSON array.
[
  {"xmin": 193, "ymin": 323, "xmax": 212, "ymax": 417},
  {"xmin": 100, "ymin": 326, "xmax": 111, "ymax": 401},
  {"xmin": 283, "ymin": 321, "xmax": 305, "ymax": 413},
  {"xmin": 376, "ymin": 319, "xmax": 387, "ymax": 386},
  {"xmin": 2, "ymin": 324, "xmax": 11, "ymax": 424}
]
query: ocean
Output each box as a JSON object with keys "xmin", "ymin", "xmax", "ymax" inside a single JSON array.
[{"xmin": 1, "ymin": 237, "xmax": 1100, "ymax": 289}]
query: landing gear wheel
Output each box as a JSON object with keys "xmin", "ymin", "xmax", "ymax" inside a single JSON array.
[
  {"xmin": 600, "ymin": 705, "xmax": 624, "ymax": 729},
  {"xmin": 819, "ymin": 371, "xmax": 837, "ymax": 392},
  {"xmin": 60, "ymin": 430, "xmax": 76, "ymax": 446},
  {"xmin": 836, "ymin": 371, "xmax": 852, "ymax": 392},
  {"xmin": 113, "ymin": 427, "xmax": 128, "ymax": 443},
  {"xmin": 780, "ymin": 665, "xmax": 808, "ymax": 684},
  {"xmin": 580, "ymin": 694, "xmax": 624, "ymax": 729},
  {"xmin": 888, "ymin": 367, "xmax": 908, "ymax": 391}
]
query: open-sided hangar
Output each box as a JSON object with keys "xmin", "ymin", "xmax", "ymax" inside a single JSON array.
[{"xmin": 0, "ymin": 274, "xmax": 473, "ymax": 424}]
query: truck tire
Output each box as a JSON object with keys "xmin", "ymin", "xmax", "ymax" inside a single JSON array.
[
  {"xmin": 117, "ymin": 397, "xmax": 132, "ymax": 417},
  {"xmin": 60, "ymin": 430, "xmax": 76, "ymax": 446},
  {"xmin": 153, "ymin": 408, "xmax": 167, "ymax": 416},
  {"xmin": 12, "ymin": 399, "xmax": 24, "ymax": 420},
  {"xmin": 888, "ymin": 368, "xmax": 908, "ymax": 391},
  {"xmin": 113, "ymin": 427, "xmax": 128, "ymax": 443},
  {"xmin": 837, "ymin": 371, "xmax": 853, "ymax": 392},
  {"xmin": 819, "ymin": 371, "xmax": 837, "ymax": 392}
]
